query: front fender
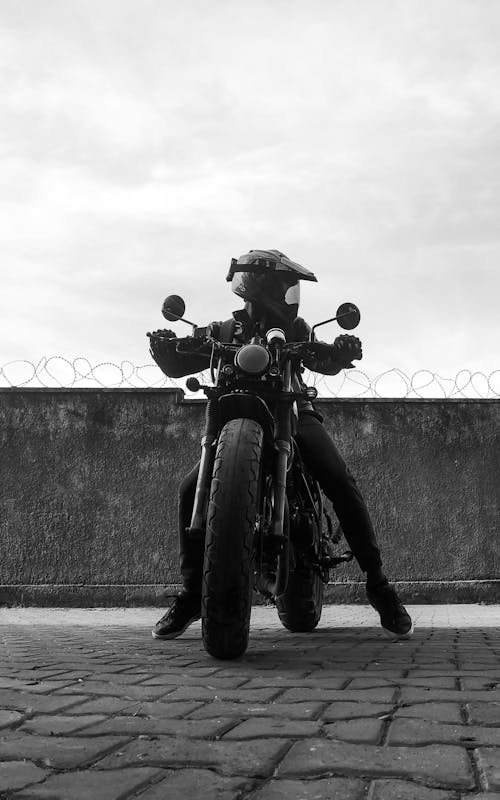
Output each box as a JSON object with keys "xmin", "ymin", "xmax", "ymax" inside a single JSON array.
[{"xmin": 218, "ymin": 393, "xmax": 275, "ymax": 445}]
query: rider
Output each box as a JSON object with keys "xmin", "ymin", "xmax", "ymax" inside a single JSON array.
[{"xmin": 149, "ymin": 249, "xmax": 413, "ymax": 641}]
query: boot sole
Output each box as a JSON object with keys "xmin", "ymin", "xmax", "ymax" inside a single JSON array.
[
  {"xmin": 381, "ymin": 620, "xmax": 414, "ymax": 640},
  {"xmin": 151, "ymin": 615, "xmax": 200, "ymax": 640}
]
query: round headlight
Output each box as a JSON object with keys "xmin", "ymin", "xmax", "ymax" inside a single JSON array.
[
  {"xmin": 266, "ymin": 327, "xmax": 286, "ymax": 345},
  {"xmin": 235, "ymin": 344, "xmax": 270, "ymax": 375}
]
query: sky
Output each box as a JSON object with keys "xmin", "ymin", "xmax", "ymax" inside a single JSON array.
[{"xmin": 1, "ymin": 0, "xmax": 499, "ymax": 394}]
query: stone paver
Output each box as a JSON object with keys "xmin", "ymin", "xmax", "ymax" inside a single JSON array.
[
  {"xmin": 0, "ymin": 604, "xmax": 498, "ymax": 797},
  {"xmin": 187, "ymin": 700, "xmax": 324, "ymax": 720},
  {"xmin": 476, "ymin": 749, "xmax": 500, "ymax": 791},
  {"xmin": 393, "ymin": 702, "xmax": 463, "ymax": 723},
  {"xmin": 131, "ymin": 768, "xmax": 252, "ymax": 800},
  {"xmin": 276, "ymin": 739, "xmax": 475, "ymax": 788},
  {"xmin": 80, "ymin": 715, "xmax": 233, "ymax": 738},
  {"xmin": 0, "ymin": 732, "xmax": 127, "ymax": 769},
  {"xmin": 250, "ymin": 776, "xmax": 365, "ymax": 799},
  {"xmin": 470, "ymin": 702, "xmax": 500, "ymax": 726},
  {"xmin": 0, "ymin": 689, "xmax": 87, "ymax": 714},
  {"xmin": 0, "ymin": 762, "xmax": 48, "ymax": 792},
  {"xmin": 0, "ymin": 710, "xmax": 23, "ymax": 729},
  {"xmin": 323, "ymin": 717, "xmax": 384, "ymax": 743},
  {"xmin": 462, "ymin": 795, "xmax": 500, "ymax": 800},
  {"xmin": 369, "ymin": 779, "xmax": 455, "ymax": 799},
  {"xmin": 165, "ymin": 685, "xmax": 280, "ymax": 701},
  {"xmin": 95, "ymin": 736, "xmax": 290, "ymax": 776},
  {"xmin": 222, "ymin": 717, "xmax": 322, "ymax": 739},
  {"xmin": 277, "ymin": 686, "xmax": 397, "ymax": 702},
  {"xmin": 401, "ymin": 688, "xmax": 500, "ymax": 703},
  {"xmin": 387, "ymin": 717, "xmax": 500, "ymax": 747},
  {"xmin": 322, "ymin": 700, "xmax": 393, "ymax": 720},
  {"xmin": 54, "ymin": 681, "xmax": 170, "ymax": 700},
  {"xmin": 19, "ymin": 714, "xmax": 108, "ymax": 735},
  {"xmin": 14, "ymin": 767, "xmax": 162, "ymax": 799}
]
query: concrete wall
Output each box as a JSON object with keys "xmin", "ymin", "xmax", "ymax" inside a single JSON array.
[{"xmin": 1, "ymin": 388, "xmax": 499, "ymax": 606}]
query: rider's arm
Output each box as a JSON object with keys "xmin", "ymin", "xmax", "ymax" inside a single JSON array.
[
  {"xmin": 149, "ymin": 329, "xmax": 212, "ymax": 378},
  {"xmin": 292, "ymin": 318, "xmax": 362, "ymax": 375},
  {"xmin": 302, "ymin": 335, "xmax": 363, "ymax": 375}
]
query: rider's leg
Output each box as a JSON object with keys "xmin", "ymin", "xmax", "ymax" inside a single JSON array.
[
  {"xmin": 295, "ymin": 412, "xmax": 413, "ymax": 639},
  {"xmin": 152, "ymin": 463, "xmax": 203, "ymax": 639},
  {"xmin": 178, "ymin": 462, "xmax": 204, "ymax": 599},
  {"xmin": 295, "ymin": 412, "xmax": 382, "ymax": 575}
]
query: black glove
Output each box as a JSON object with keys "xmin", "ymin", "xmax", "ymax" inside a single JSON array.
[
  {"xmin": 147, "ymin": 328, "xmax": 176, "ymax": 339},
  {"xmin": 332, "ymin": 334, "xmax": 363, "ymax": 366},
  {"xmin": 175, "ymin": 336, "xmax": 200, "ymax": 353},
  {"xmin": 302, "ymin": 335, "xmax": 363, "ymax": 373}
]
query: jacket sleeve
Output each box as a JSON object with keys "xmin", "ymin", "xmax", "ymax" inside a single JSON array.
[
  {"xmin": 149, "ymin": 336, "xmax": 211, "ymax": 379},
  {"xmin": 301, "ymin": 345, "xmax": 345, "ymax": 376},
  {"xmin": 293, "ymin": 317, "xmax": 351, "ymax": 376}
]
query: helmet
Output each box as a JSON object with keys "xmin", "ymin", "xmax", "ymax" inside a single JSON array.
[{"xmin": 227, "ymin": 249, "xmax": 317, "ymax": 326}]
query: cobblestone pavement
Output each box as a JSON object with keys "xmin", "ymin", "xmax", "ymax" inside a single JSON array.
[{"xmin": 0, "ymin": 605, "xmax": 499, "ymax": 799}]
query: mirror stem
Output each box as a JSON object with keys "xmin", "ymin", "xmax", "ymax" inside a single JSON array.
[
  {"xmin": 311, "ymin": 311, "xmax": 350, "ymax": 339},
  {"xmin": 168, "ymin": 312, "xmax": 197, "ymax": 331}
]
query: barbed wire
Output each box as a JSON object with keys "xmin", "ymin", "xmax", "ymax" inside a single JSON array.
[{"xmin": 0, "ymin": 357, "xmax": 499, "ymax": 398}]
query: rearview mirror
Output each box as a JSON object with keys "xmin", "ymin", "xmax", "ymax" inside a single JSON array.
[
  {"xmin": 162, "ymin": 295, "xmax": 186, "ymax": 322},
  {"xmin": 311, "ymin": 302, "xmax": 361, "ymax": 339},
  {"xmin": 336, "ymin": 302, "xmax": 361, "ymax": 330}
]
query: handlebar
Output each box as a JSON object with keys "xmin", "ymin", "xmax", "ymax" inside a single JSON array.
[{"xmin": 147, "ymin": 331, "xmax": 328, "ymax": 358}]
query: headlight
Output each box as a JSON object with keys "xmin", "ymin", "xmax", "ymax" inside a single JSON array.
[
  {"xmin": 266, "ymin": 327, "xmax": 286, "ymax": 345},
  {"xmin": 235, "ymin": 344, "xmax": 270, "ymax": 375}
]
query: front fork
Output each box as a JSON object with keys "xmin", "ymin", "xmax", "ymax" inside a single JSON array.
[
  {"xmin": 266, "ymin": 364, "xmax": 295, "ymax": 597},
  {"xmin": 187, "ymin": 398, "xmax": 218, "ymax": 537}
]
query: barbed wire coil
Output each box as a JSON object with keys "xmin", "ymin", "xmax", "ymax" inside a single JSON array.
[{"xmin": 1, "ymin": 358, "xmax": 499, "ymax": 398}]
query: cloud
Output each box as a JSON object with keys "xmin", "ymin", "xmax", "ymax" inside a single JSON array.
[{"xmin": 1, "ymin": 0, "xmax": 499, "ymax": 381}]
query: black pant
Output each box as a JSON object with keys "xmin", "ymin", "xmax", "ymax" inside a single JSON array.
[{"xmin": 177, "ymin": 412, "xmax": 382, "ymax": 595}]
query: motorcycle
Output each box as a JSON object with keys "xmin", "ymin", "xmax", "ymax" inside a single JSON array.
[{"xmin": 148, "ymin": 296, "xmax": 361, "ymax": 659}]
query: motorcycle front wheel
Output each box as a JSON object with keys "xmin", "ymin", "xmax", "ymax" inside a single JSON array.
[{"xmin": 201, "ymin": 417, "xmax": 263, "ymax": 659}]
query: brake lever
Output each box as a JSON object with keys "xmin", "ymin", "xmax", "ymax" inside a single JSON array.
[{"xmin": 175, "ymin": 335, "xmax": 227, "ymax": 356}]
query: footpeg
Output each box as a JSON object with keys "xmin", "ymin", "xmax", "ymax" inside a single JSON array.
[{"xmin": 320, "ymin": 550, "xmax": 353, "ymax": 567}]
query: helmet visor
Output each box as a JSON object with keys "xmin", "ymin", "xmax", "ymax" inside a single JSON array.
[{"xmin": 231, "ymin": 272, "xmax": 300, "ymax": 307}]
